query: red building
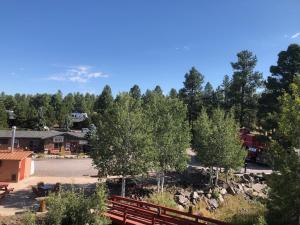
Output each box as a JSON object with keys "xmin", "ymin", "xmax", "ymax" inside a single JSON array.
[{"xmin": 0, "ymin": 150, "xmax": 33, "ymax": 182}]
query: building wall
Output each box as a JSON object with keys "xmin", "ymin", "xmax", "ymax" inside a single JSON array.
[
  {"xmin": 0, "ymin": 160, "xmax": 20, "ymax": 182},
  {"xmin": 24, "ymin": 157, "xmax": 32, "ymax": 178}
]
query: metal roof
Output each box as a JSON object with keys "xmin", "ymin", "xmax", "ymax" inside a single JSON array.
[
  {"xmin": 0, "ymin": 150, "xmax": 32, "ymax": 161},
  {"xmin": 0, "ymin": 130, "xmax": 86, "ymax": 139}
]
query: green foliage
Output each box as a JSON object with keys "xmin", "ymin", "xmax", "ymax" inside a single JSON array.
[
  {"xmin": 193, "ymin": 109, "xmax": 246, "ymax": 184},
  {"xmin": 179, "ymin": 67, "xmax": 204, "ymax": 124},
  {"xmin": 90, "ymin": 93, "xmax": 152, "ymax": 177},
  {"xmin": 129, "ymin": 84, "xmax": 142, "ymax": 99},
  {"xmin": 0, "ymin": 99, "xmax": 8, "ymax": 129},
  {"xmin": 266, "ymin": 76, "xmax": 300, "ymax": 225},
  {"xmin": 46, "ymin": 185, "xmax": 109, "ymax": 225},
  {"xmin": 94, "ymin": 85, "xmax": 113, "ymax": 113},
  {"xmin": 147, "ymin": 192, "xmax": 178, "ymax": 209},
  {"xmin": 259, "ymin": 44, "xmax": 300, "ymax": 133},
  {"xmin": 22, "ymin": 211, "xmax": 36, "ymax": 225},
  {"xmin": 144, "ymin": 93, "xmax": 191, "ymax": 173},
  {"xmin": 143, "ymin": 92, "xmax": 191, "ymax": 191},
  {"xmin": 229, "ymin": 50, "xmax": 263, "ymax": 128}
]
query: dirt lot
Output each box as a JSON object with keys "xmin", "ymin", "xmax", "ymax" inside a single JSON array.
[{"xmin": 34, "ymin": 158, "xmax": 98, "ymax": 177}]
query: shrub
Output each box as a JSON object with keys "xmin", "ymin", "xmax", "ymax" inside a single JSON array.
[
  {"xmin": 147, "ymin": 191, "xmax": 177, "ymax": 209},
  {"xmin": 45, "ymin": 184, "xmax": 110, "ymax": 225},
  {"xmin": 22, "ymin": 211, "xmax": 36, "ymax": 225}
]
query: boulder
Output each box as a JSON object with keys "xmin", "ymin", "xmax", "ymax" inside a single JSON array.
[
  {"xmin": 177, "ymin": 205, "xmax": 185, "ymax": 211},
  {"xmin": 209, "ymin": 198, "xmax": 219, "ymax": 209},
  {"xmin": 206, "ymin": 193, "xmax": 212, "ymax": 199},
  {"xmin": 252, "ymin": 183, "xmax": 265, "ymax": 193},
  {"xmin": 191, "ymin": 191, "xmax": 199, "ymax": 200},
  {"xmin": 226, "ymin": 185, "xmax": 236, "ymax": 195},
  {"xmin": 218, "ymin": 195, "xmax": 224, "ymax": 203},
  {"xmin": 176, "ymin": 195, "xmax": 189, "ymax": 207},
  {"xmin": 220, "ymin": 188, "xmax": 227, "ymax": 195}
]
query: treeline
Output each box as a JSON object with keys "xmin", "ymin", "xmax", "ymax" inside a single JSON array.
[
  {"xmin": 1, "ymin": 44, "xmax": 299, "ymax": 135},
  {"xmin": 0, "ymin": 44, "xmax": 300, "ymax": 135}
]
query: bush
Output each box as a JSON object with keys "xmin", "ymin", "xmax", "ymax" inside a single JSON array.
[
  {"xmin": 22, "ymin": 211, "xmax": 36, "ymax": 225},
  {"xmin": 147, "ymin": 191, "xmax": 178, "ymax": 209},
  {"xmin": 45, "ymin": 184, "xmax": 110, "ymax": 225}
]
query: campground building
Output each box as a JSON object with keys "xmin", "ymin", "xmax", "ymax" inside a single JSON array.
[{"xmin": 0, "ymin": 130, "xmax": 88, "ymax": 155}]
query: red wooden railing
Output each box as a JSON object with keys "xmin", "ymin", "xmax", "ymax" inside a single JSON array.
[{"xmin": 105, "ymin": 195, "xmax": 232, "ymax": 225}]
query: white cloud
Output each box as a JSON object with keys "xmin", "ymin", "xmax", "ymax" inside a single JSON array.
[
  {"xmin": 291, "ymin": 32, "xmax": 300, "ymax": 39},
  {"xmin": 47, "ymin": 65, "xmax": 108, "ymax": 83}
]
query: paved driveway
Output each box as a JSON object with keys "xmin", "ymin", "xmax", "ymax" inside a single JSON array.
[{"xmin": 34, "ymin": 158, "xmax": 98, "ymax": 177}]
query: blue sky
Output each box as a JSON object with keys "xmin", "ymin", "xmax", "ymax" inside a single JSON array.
[{"xmin": 0, "ymin": 0, "xmax": 300, "ymax": 96}]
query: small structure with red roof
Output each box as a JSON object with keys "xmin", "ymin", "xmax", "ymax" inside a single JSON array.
[
  {"xmin": 0, "ymin": 127, "xmax": 33, "ymax": 182},
  {"xmin": 0, "ymin": 150, "xmax": 33, "ymax": 182}
]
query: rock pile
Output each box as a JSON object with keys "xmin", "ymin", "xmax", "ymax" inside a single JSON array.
[{"xmin": 174, "ymin": 172, "xmax": 269, "ymax": 211}]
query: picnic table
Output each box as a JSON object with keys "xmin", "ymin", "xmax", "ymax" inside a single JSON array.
[
  {"xmin": 0, "ymin": 182, "xmax": 14, "ymax": 199},
  {"xmin": 38, "ymin": 184, "xmax": 53, "ymax": 196}
]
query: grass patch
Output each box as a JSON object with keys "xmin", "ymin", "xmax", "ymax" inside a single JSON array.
[
  {"xmin": 193, "ymin": 194, "xmax": 266, "ymax": 225},
  {"xmin": 146, "ymin": 191, "xmax": 178, "ymax": 209}
]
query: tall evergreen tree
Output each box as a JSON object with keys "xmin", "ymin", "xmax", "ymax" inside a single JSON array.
[
  {"xmin": 229, "ymin": 50, "xmax": 263, "ymax": 128},
  {"xmin": 169, "ymin": 88, "xmax": 178, "ymax": 99},
  {"xmin": 0, "ymin": 99, "xmax": 8, "ymax": 129},
  {"xmin": 94, "ymin": 85, "xmax": 113, "ymax": 113},
  {"xmin": 129, "ymin": 84, "xmax": 141, "ymax": 100},
  {"xmin": 179, "ymin": 67, "xmax": 204, "ymax": 126},
  {"xmin": 259, "ymin": 44, "xmax": 300, "ymax": 133},
  {"xmin": 266, "ymin": 76, "xmax": 300, "ymax": 225},
  {"xmin": 202, "ymin": 82, "xmax": 214, "ymax": 114}
]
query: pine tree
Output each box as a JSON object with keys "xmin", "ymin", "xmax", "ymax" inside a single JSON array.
[
  {"xmin": 229, "ymin": 50, "xmax": 263, "ymax": 128},
  {"xmin": 129, "ymin": 84, "xmax": 141, "ymax": 99},
  {"xmin": 179, "ymin": 67, "xmax": 204, "ymax": 126},
  {"xmin": 259, "ymin": 44, "xmax": 300, "ymax": 133},
  {"xmin": 0, "ymin": 99, "xmax": 8, "ymax": 129},
  {"xmin": 94, "ymin": 85, "xmax": 113, "ymax": 113},
  {"xmin": 266, "ymin": 76, "xmax": 300, "ymax": 225}
]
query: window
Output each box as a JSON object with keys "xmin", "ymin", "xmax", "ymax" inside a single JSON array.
[
  {"xmin": 0, "ymin": 160, "xmax": 2, "ymax": 167},
  {"xmin": 54, "ymin": 143, "xmax": 62, "ymax": 149},
  {"xmin": 0, "ymin": 139, "xmax": 8, "ymax": 145},
  {"xmin": 11, "ymin": 174, "xmax": 16, "ymax": 181}
]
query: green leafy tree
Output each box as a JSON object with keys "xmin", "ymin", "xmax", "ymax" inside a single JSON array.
[
  {"xmin": 144, "ymin": 93, "xmax": 191, "ymax": 192},
  {"xmin": 90, "ymin": 93, "xmax": 152, "ymax": 197},
  {"xmin": 229, "ymin": 50, "xmax": 263, "ymax": 128},
  {"xmin": 259, "ymin": 44, "xmax": 300, "ymax": 133},
  {"xmin": 193, "ymin": 109, "xmax": 245, "ymax": 186},
  {"xmin": 179, "ymin": 67, "xmax": 204, "ymax": 126},
  {"xmin": 266, "ymin": 76, "xmax": 300, "ymax": 225}
]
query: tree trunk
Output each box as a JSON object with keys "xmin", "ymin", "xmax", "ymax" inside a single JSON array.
[
  {"xmin": 225, "ymin": 170, "xmax": 229, "ymax": 184},
  {"xmin": 209, "ymin": 166, "xmax": 213, "ymax": 186},
  {"xmin": 121, "ymin": 176, "xmax": 126, "ymax": 197},
  {"xmin": 240, "ymin": 86, "xmax": 245, "ymax": 126},
  {"xmin": 157, "ymin": 173, "xmax": 161, "ymax": 193},
  {"xmin": 161, "ymin": 172, "xmax": 165, "ymax": 193},
  {"xmin": 215, "ymin": 167, "xmax": 219, "ymax": 186}
]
